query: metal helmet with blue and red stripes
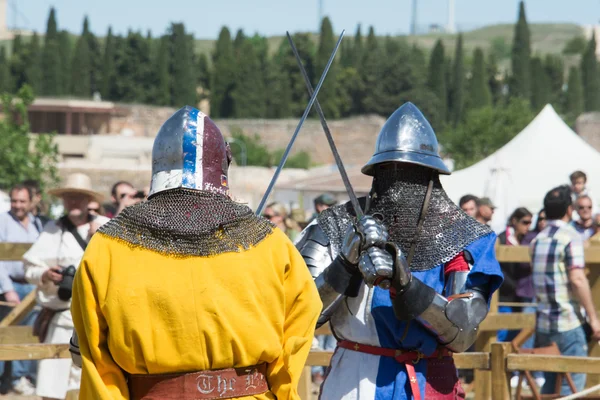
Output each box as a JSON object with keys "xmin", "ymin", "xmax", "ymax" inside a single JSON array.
[{"xmin": 148, "ymin": 106, "xmax": 232, "ymax": 198}]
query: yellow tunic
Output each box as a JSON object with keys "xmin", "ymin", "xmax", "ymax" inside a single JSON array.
[{"xmin": 71, "ymin": 227, "xmax": 322, "ymax": 400}]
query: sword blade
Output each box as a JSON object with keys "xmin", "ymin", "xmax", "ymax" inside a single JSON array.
[
  {"xmin": 255, "ymin": 30, "xmax": 345, "ymax": 216},
  {"xmin": 286, "ymin": 32, "xmax": 364, "ymax": 219}
]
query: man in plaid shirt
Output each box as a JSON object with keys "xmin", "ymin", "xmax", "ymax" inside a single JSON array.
[{"xmin": 530, "ymin": 185, "xmax": 600, "ymax": 395}]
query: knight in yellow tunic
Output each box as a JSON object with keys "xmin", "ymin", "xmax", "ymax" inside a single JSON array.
[{"xmin": 69, "ymin": 106, "xmax": 322, "ymax": 400}]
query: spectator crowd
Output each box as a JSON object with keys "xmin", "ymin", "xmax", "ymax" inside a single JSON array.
[
  {"xmin": 0, "ymin": 168, "xmax": 599, "ymax": 397},
  {"xmin": 0, "ymin": 174, "xmax": 146, "ymax": 398}
]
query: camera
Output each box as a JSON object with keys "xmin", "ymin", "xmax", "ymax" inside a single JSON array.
[{"xmin": 57, "ymin": 265, "xmax": 77, "ymax": 301}]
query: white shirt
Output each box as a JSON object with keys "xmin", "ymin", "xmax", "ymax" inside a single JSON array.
[{"xmin": 23, "ymin": 216, "xmax": 109, "ymax": 311}]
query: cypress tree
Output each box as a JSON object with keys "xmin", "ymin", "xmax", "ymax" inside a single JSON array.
[
  {"xmin": 566, "ymin": 66, "xmax": 584, "ymax": 120},
  {"xmin": 427, "ymin": 39, "xmax": 446, "ymax": 122},
  {"xmin": 197, "ymin": 53, "xmax": 210, "ymax": 90},
  {"xmin": 0, "ymin": 48, "xmax": 11, "ymax": 93},
  {"xmin": 82, "ymin": 16, "xmax": 102, "ymax": 94},
  {"xmin": 467, "ymin": 48, "xmax": 491, "ymax": 110},
  {"xmin": 9, "ymin": 35, "xmax": 26, "ymax": 91},
  {"xmin": 71, "ymin": 20, "xmax": 92, "ymax": 97},
  {"xmin": 510, "ymin": 1, "xmax": 531, "ymax": 98},
  {"xmin": 352, "ymin": 24, "xmax": 363, "ymax": 69},
  {"xmin": 544, "ymin": 54, "xmax": 564, "ymax": 105},
  {"xmin": 232, "ymin": 39, "xmax": 266, "ymax": 117},
  {"xmin": 154, "ymin": 36, "xmax": 170, "ymax": 106},
  {"xmin": 449, "ymin": 34, "xmax": 465, "ymax": 126},
  {"xmin": 487, "ymin": 53, "xmax": 502, "ymax": 105},
  {"xmin": 581, "ymin": 33, "xmax": 600, "ymax": 111},
  {"xmin": 315, "ymin": 17, "xmax": 339, "ymax": 118},
  {"xmin": 340, "ymin": 39, "xmax": 353, "ymax": 68},
  {"xmin": 58, "ymin": 31, "xmax": 72, "ymax": 96},
  {"xmin": 277, "ymin": 32, "xmax": 316, "ymax": 116},
  {"xmin": 25, "ymin": 33, "xmax": 42, "ymax": 93},
  {"xmin": 41, "ymin": 8, "xmax": 61, "ymax": 95},
  {"xmin": 233, "ymin": 29, "xmax": 246, "ymax": 53},
  {"xmin": 101, "ymin": 27, "xmax": 115, "ymax": 99},
  {"xmin": 111, "ymin": 31, "xmax": 152, "ymax": 103},
  {"xmin": 530, "ymin": 57, "xmax": 550, "ymax": 111},
  {"xmin": 361, "ymin": 26, "xmax": 381, "ymax": 114},
  {"xmin": 211, "ymin": 27, "xmax": 235, "ymax": 117},
  {"xmin": 169, "ymin": 23, "xmax": 196, "ymax": 107},
  {"xmin": 266, "ymin": 58, "xmax": 292, "ymax": 118}
]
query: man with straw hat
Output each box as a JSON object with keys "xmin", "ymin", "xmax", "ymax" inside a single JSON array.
[
  {"xmin": 22, "ymin": 172, "xmax": 109, "ymax": 400},
  {"xmin": 69, "ymin": 106, "xmax": 321, "ymax": 399}
]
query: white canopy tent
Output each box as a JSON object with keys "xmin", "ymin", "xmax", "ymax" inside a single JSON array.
[{"xmin": 441, "ymin": 104, "xmax": 600, "ymax": 233}]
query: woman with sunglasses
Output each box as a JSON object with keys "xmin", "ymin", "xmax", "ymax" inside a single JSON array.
[{"xmin": 496, "ymin": 208, "xmax": 534, "ymax": 340}]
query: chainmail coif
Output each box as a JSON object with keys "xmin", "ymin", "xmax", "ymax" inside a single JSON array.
[
  {"xmin": 98, "ymin": 188, "xmax": 274, "ymax": 257},
  {"xmin": 318, "ymin": 164, "xmax": 492, "ymax": 271}
]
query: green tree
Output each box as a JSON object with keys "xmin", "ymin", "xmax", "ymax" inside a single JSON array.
[
  {"xmin": 111, "ymin": 31, "xmax": 153, "ymax": 103},
  {"xmin": 101, "ymin": 27, "xmax": 115, "ymax": 99},
  {"xmin": 265, "ymin": 58, "xmax": 292, "ymax": 118},
  {"xmin": 530, "ymin": 57, "xmax": 550, "ymax": 111},
  {"xmin": 58, "ymin": 31, "xmax": 72, "ymax": 95},
  {"xmin": 0, "ymin": 85, "xmax": 59, "ymax": 192},
  {"xmin": 211, "ymin": 27, "xmax": 236, "ymax": 117},
  {"xmin": 197, "ymin": 53, "xmax": 210, "ymax": 90},
  {"xmin": 467, "ymin": 48, "xmax": 492, "ymax": 110},
  {"xmin": 25, "ymin": 33, "xmax": 42, "ymax": 93},
  {"xmin": 276, "ymin": 32, "xmax": 316, "ymax": 116},
  {"xmin": 449, "ymin": 34, "xmax": 465, "ymax": 126},
  {"xmin": 440, "ymin": 98, "xmax": 533, "ymax": 169},
  {"xmin": 0, "ymin": 48, "xmax": 10, "ymax": 93},
  {"xmin": 563, "ymin": 36, "xmax": 587, "ymax": 55},
  {"xmin": 82, "ymin": 16, "xmax": 102, "ymax": 94},
  {"xmin": 543, "ymin": 54, "xmax": 564, "ymax": 106},
  {"xmin": 351, "ymin": 24, "xmax": 364, "ymax": 69},
  {"xmin": 154, "ymin": 36, "xmax": 170, "ymax": 106},
  {"xmin": 487, "ymin": 53, "xmax": 502, "ymax": 105},
  {"xmin": 71, "ymin": 22, "xmax": 92, "ymax": 97},
  {"xmin": 41, "ymin": 8, "xmax": 62, "ymax": 95},
  {"xmin": 9, "ymin": 35, "xmax": 26, "ymax": 92},
  {"xmin": 510, "ymin": 1, "xmax": 531, "ymax": 99},
  {"xmin": 315, "ymin": 17, "xmax": 340, "ymax": 118},
  {"xmin": 169, "ymin": 23, "xmax": 196, "ymax": 107},
  {"xmin": 230, "ymin": 128, "xmax": 272, "ymax": 167},
  {"xmin": 232, "ymin": 39, "xmax": 266, "ymax": 117},
  {"xmin": 565, "ymin": 66, "xmax": 584, "ymax": 122},
  {"xmin": 362, "ymin": 26, "xmax": 382, "ymax": 114},
  {"xmin": 581, "ymin": 33, "xmax": 600, "ymax": 111},
  {"xmin": 427, "ymin": 39, "xmax": 447, "ymax": 123}
]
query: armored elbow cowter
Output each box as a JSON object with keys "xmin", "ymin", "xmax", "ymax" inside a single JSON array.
[
  {"xmin": 392, "ymin": 267, "xmax": 489, "ymax": 353},
  {"xmin": 69, "ymin": 332, "xmax": 82, "ymax": 368},
  {"xmin": 296, "ymin": 224, "xmax": 362, "ymax": 327}
]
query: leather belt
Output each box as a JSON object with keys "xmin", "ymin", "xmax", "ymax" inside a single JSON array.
[
  {"xmin": 128, "ymin": 363, "xmax": 269, "ymax": 400},
  {"xmin": 338, "ymin": 340, "xmax": 452, "ymax": 400}
]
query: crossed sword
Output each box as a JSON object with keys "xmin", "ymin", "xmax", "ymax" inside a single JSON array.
[{"xmin": 255, "ymin": 30, "xmax": 364, "ymax": 220}]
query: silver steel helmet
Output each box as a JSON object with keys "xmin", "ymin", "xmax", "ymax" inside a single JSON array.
[
  {"xmin": 148, "ymin": 106, "xmax": 232, "ymax": 198},
  {"xmin": 361, "ymin": 102, "xmax": 451, "ymax": 176}
]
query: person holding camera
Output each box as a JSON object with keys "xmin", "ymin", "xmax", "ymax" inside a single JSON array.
[{"xmin": 22, "ymin": 173, "xmax": 109, "ymax": 400}]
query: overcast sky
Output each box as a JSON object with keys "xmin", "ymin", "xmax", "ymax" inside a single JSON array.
[{"xmin": 11, "ymin": 0, "xmax": 600, "ymax": 38}]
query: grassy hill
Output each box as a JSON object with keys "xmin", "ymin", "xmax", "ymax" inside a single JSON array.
[
  {"xmin": 3, "ymin": 22, "xmax": 584, "ymax": 65},
  {"xmin": 194, "ymin": 23, "xmax": 584, "ymax": 61}
]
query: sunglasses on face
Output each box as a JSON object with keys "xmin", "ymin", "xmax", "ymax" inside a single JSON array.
[
  {"xmin": 578, "ymin": 206, "xmax": 592, "ymax": 210},
  {"xmin": 520, "ymin": 220, "xmax": 532, "ymax": 225},
  {"xmin": 89, "ymin": 208, "xmax": 99, "ymax": 213},
  {"xmin": 263, "ymin": 214, "xmax": 276, "ymax": 219}
]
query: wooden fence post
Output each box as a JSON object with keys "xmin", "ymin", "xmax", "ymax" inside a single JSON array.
[
  {"xmin": 474, "ymin": 291, "xmax": 498, "ymax": 400},
  {"xmin": 491, "ymin": 343, "xmax": 512, "ymax": 400},
  {"xmin": 298, "ymin": 366, "xmax": 312, "ymax": 400}
]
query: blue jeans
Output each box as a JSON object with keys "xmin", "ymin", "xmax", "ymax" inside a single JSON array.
[
  {"xmin": 536, "ymin": 326, "xmax": 588, "ymax": 395},
  {"xmin": 0, "ymin": 282, "xmax": 39, "ymax": 385}
]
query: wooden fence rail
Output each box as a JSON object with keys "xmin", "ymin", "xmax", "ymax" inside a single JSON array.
[{"xmin": 3, "ymin": 244, "xmax": 600, "ymax": 399}]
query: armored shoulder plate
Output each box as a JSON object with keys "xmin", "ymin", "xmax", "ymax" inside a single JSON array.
[{"xmin": 296, "ymin": 223, "xmax": 333, "ymax": 278}]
